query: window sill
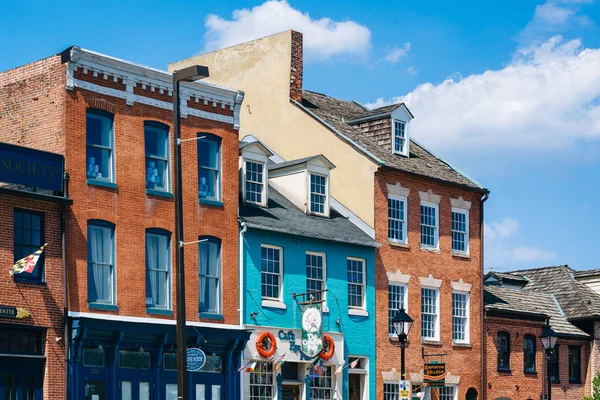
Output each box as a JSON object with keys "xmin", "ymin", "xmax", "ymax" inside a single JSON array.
[
  {"xmin": 322, "ymin": 306, "xmax": 330, "ymax": 314},
  {"xmin": 262, "ymin": 300, "xmax": 287, "ymax": 310},
  {"xmin": 13, "ymin": 278, "xmax": 46, "ymax": 286},
  {"xmin": 497, "ymin": 368, "xmax": 512, "ymax": 373},
  {"xmin": 88, "ymin": 303, "xmax": 118, "ymax": 311},
  {"xmin": 87, "ymin": 179, "xmax": 117, "ymax": 189},
  {"xmin": 147, "ymin": 189, "xmax": 173, "ymax": 199},
  {"xmin": 569, "ymin": 380, "xmax": 582, "ymax": 385},
  {"xmin": 524, "ymin": 370, "xmax": 538, "ymax": 375},
  {"xmin": 199, "ymin": 313, "xmax": 224, "ymax": 321},
  {"xmin": 452, "ymin": 342, "xmax": 471, "ymax": 348},
  {"xmin": 199, "ymin": 198, "xmax": 223, "ymax": 207},
  {"xmin": 348, "ymin": 309, "xmax": 368, "ymax": 317},
  {"xmin": 421, "ymin": 339, "xmax": 442, "ymax": 346},
  {"xmin": 146, "ymin": 308, "xmax": 173, "ymax": 316},
  {"xmin": 420, "ymin": 246, "xmax": 440, "ymax": 254},
  {"xmin": 389, "ymin": 241, "xmax": 410, "ymax": 249},
  {"xmin": 452, "ymin": 252, "xmax": 470, "ymax": 259}
]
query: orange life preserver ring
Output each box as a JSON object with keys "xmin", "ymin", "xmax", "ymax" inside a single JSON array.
[
  {"xmin": 320, "ymin": 335, "xmax": 335, "ymax": 360},
  {"xmin": 256, "ymin": 331, "xmax": 277, "ymax": 358}
]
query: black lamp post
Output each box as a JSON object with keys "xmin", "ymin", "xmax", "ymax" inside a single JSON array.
[
  {"xmin": 541, "ymin": 323, "xmax": 558, "ymax": 400},
  {"xmin": 173, "ymin": 65, "xmax": 209, "ymax": 400},
  {"xmin": 392, "ymin": 307, "xmax": 413, "ymax": 380}
]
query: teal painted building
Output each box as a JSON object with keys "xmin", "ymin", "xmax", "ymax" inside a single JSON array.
[{"xmin": 238, "ymin": 140, "xmax": 378, "ymax": 400}]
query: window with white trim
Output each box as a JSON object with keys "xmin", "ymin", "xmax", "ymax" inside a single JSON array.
[
  {"xmin": 198, "ymin": 134, "xmax": 221, "ymax": 202},
  {"xmin": 388, "ymin": 283, "xmax": 407, "ymax": 336},
  {"xmin": 306, "ymin": 252, "xmax": 326, "ymax": 303},
  {"xmin": 86, "ymin": 109, "xmax": 115, "ymax": 183},
  {"xmin": 261, "ymin": 245, "xmax": 282, "ymax": 301},
  {"xmin": 439, "ymin": 386, "xmax": 456, "ymax": 400},
  {"xmin": 347, "ymin": 258, "xmax": 366, "ymax": 309},
  {"xmin": 388, "ymin": 195, "xmax": 407, "ymax": 243},
  {"xmin": 383, "ymin": 383, "xmax": 399, "ymax": 400},
  {"xmin": 420, "ymin": 202, "xmax": 438, "ymax": 249},
  {"xmin": 245, "ymin": 160, "xmax": 265, "ymax": 205},
  {"xmin": 310, "ymin": 173, "xmax": 327, "ymax": 215},
  {"xmin": 452, "ymin": 291, "xmax": 469, "ymax": 343},
  {"xmin": 393, "ymin": 120, "xmax": 408, "ymax": 156},
  {"xmin": 309, "ymin": 366, "xmax": 333, "ymax": 400},
  {"xmin": 249, "ymin": 361, "xmax": 274, "ymax": 400},
  {"xmin": 421, "ymin": 288, "xmax": 439, "ymax": 340},
  {"xmin": 451, "ymin": 209, "xmax": 469, "ymax": 253}
]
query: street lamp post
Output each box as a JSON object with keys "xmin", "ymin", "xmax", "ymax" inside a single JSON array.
[
  {"xmin": 392, "ymin": 307, "xmax": 414, "ymax": 380},
  {"xmin": 173, "ymin": 65, "xmax": 209, "ymax": 400},
  {"xmin": 541, "ymin": 323, "xmax": 558, "ymax": 400}
]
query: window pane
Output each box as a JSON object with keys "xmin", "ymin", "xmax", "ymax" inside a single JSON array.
[
  {"xmin": 421, "ymin": 288, "xmax": 438, "ymax": 339},
  {"xmin": 147, "ymin": 158, "xmax": 168, "ymax": 190},
  {"xmin": 306, "ymin": 253, "xmax": 325, "ymax": 302},
  {"xmin": 86, "ymin": 146, "xmax": 111, "ymax": 180},
  {"xmin": 245, "ymin": 161, "xmax": 264, "ymax": 204},
  {"xmin": 198, "ymin": 138, "xmax": 219, "ymax": 169},
  {"xmin": 310, "ymin": 174, "xmax": 327, "ymax": 214},
  {"xmin": 144, "ymin": 124, "xmax": 168, "ymax": 158},
  {"xmin": 198, "ymin": 169, "xmax": 217, "ymax": 200},
  {"xmin": 88, "ymin": 223, "xmax": 114, "ymax": 304},
  {"xmin": 13, "ymin": 210, "xmax": 44, "ymax": 281},
  {"xmin": 388, "ymin": 284, "xmax": 406, "ymax": 335},
  {"xmin": 199, "ymin": 238, "xmax": 221, "ymax": 313},
  {"xmin": 261, "ymin": 246, "xmax": 281, "ymax": 300},
  {"xmin": 249, "ymin": 361, "xmax": 274, "ymax": 400},
  {"xmin": 86, "ymin": 112, "xmax": 112, "ymax": 147},
  {"xmin": 388, "ymin": 197, "xmax": 405, "ymax": 242}
]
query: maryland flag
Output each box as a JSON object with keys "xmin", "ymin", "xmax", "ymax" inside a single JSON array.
[{"xmin": 10, "ymin": 244, "xmax": 47, "ymax": 277}]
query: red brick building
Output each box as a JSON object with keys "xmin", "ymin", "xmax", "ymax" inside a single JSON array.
[{"xmin": 1, "ymin": 47, "xmax": 248, "ymax": 399}]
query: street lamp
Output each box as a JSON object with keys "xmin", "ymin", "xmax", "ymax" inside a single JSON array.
[
  {"xmin": 173, "ymin": 65, "xmax": 209, "ymax": 400},
  {"xmin": 541, "ymin": 323, "xmax": 558, "ymax": 400},
  {"xmin": 392, "ymin": 307, "xmax": 413, "ymax": 380}
]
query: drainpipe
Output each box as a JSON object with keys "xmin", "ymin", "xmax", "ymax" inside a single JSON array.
[
  {"xmin": 480, "ymin": 191, "xmax": 489, "ymax": 400},
  {"xmin": 239, "ymin": 220, "xmax": 248, "ymax": 399},
  {"xmin": 62, "ymin": 172, "xmax": 70, "ymax": 400}
]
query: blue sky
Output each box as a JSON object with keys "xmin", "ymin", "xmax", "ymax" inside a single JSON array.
[{"xmin": 2, "ymin": 0, "xmax": 599, "ymax": 271}]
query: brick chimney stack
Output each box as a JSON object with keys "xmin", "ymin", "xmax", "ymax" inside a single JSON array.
[{"xmin": 289, "ymin": 31, "xmax": 304, "ymax": 102}]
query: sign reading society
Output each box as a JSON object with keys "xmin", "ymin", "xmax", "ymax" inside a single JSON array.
[{"xmin": 0, "ymin": 142, "xmax": 64, "ymax": 192}]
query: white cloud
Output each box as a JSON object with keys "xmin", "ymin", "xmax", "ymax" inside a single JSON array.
[
  {"xmin": 519, "ymin": 1, "xmax": 592, "ymax": 44},
  {"xmin": 383, "ymin": 43, "xmax": 411, "ymax": 63},
  {"xmin": 366, "ymin": 36, "xmax": 600, "ymax": 156},
  {"xmin": 511, "ymin": 246, "xmax": 559, "ymax": 262},
  {"xmin": 485, "ymin": 218, "xmax": 520, "ymax": 240},
  {"xmin": 203, "ymin": 1, "xmax": 371, "ymax": 61},
  {"xmin": 407, "ymin": 66, "xmax": 418, "ymax": 76}
]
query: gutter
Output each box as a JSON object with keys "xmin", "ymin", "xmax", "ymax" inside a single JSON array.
[
  {"xmin": 480, "ymin": 191, "xmax": 489, "ymax": 400},
  {"xmin": 238, "ymin": 221, "xmax": 248, "ymax": 400},
  {"xmin": 62, "ymin": 173, "xmax": 70, "ymax": 400}
]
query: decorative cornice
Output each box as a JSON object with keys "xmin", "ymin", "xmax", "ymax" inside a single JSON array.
[
  {"xmin": 451, "ymin": 279, "xmax": 472, "ymax": 293},
  {"xmin": 419, "ymin": 189, "xmax": 441, "ymax": 204},
  {"xmin": 387, "ymin": 182, "xmax": 410, "ymax": 198},
  {"xmin": 419, "ymin": 273, "xmax": 442, "ymax": 288},
  {"xmin": 386, "ymin": 270, "xmax": 411, "ymax": 284},
  {"xmin": 450, "ymin": 196, "xmax": 472, "ymax": 210}
]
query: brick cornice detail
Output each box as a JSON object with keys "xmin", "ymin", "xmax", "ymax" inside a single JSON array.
[
  {"xmin": 387, "ymin": 182, "xmax": 410, "ymax": 198},
  {"xmin": 419, "ymin": 189, "xmax": 441, "ymax": 204},
  {"xmin": 451, "ymin": 279, "xmax": 472, "ymax": 293},
  {"xmin": 450, "ymin": 196, "xmax": 472, "ymax": 210},
  {"xmin": 88, "ymin": 98, "xmax": 116, "ymax": 114},
  {"xmin": 84, "ymin": 210, "xmax": 118, "ymax": 225},
  {"xmin": 419, "ymin": 273, "xmax": 442, "ymax": 288}
]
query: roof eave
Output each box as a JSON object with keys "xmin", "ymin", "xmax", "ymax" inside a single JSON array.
[
  {"xmin": 379, "ymin": 164, "xmax": 489, "ymax": 194},
  {"xmin": 485, "ymin": 308, "xmax": 548, "ymax": 321}
]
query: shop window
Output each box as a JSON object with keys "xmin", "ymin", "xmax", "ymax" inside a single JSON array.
[
  {"xmin": 0, "ymin": 327, "xmax": 42, "ymax": 355},
  {"xmin": 14, "ymin": 209, "xmax": 44, "ymax": 282},
  {"xmin": 249, "ymin": 361, "xmax": 274, "ymax": 400},
  {"xmin": 163, "ymin": 353, "xmax": 177, "ymax": 371},
  {"xmin": 118, "ymin": 350, "xmax": 150, "ymax": 369},
  {"xmin": 309, "ymin": 366, "xmax": 333, "ymax": 400},
  {"xmin": 83, "ymin": 348, "xmax": 104, "ymax": 367}
]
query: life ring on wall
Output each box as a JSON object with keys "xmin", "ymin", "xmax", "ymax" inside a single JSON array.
[
  {"xmin": 320, "ymin": 335, "xmax": 335, "ymax": 360},
  {"xmin": 256, "ymin": 331, "xmax": 277, "ymax": 358}
]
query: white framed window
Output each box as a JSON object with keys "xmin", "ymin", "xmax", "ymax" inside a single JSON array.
[
  {"xmin": 421, "ymin": 288, "xmax": 439, "ymax": 341},
  {"xmin": 420, "ymin": 202, "xmax": 439, "ymax": 249},
  {"xmin": 451, "ymin": 208, "xmax": 469, "ymax": 254},
  {"xmin": 86, "ymin": 109, "xmax": 115, "ymax": 183},
  {"xmin": 198, "ymin": 134, "xmax": 221, "ymax": 202},
  {"xmin": 249, "ymin": 361, "xmax": 274, "ymax": 400},
  {"xmin": 384, "ymin": 383, "xmax": 399, "ymax": 400},
  {"xmin": 261, "ymin": 245, "xmax": 283, "ymax": 301},
  {"xmin": 306, "ymin": 252, "xmax": 326, "ymax": 305},
  {"xmin": 388, "ymin": 283, "xmax": 407, "ymax": 337},
  {"xmin": 309, "ymin": 173, "xmax": 328, "ymax": 215},
  {"xmin": 452, "ymin": 291, "xmax": 470, "ymax": 344},
  {"xmin": 309, "ymin": 366, "xmax": 333, "ymax": 400},
  {"xmin": 388, "ymin": 195, "xmax": 407, "ymax": 243},
  {"xmin": 393, "ymin": 120, "xmax": 409, "ymax": 156},
  {"xmin": 244, "ymin": 160, "xmax": 266, "ymax": 205},
  {"xmin": 347, "ymin": 257, "xmax": 366, "ymax": 309}
]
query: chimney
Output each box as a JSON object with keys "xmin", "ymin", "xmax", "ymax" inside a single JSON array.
[{"xmin": 289, "ymin": 31, "xmax": 304, "ymax": 102}]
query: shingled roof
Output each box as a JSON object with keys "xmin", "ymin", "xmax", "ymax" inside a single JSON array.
[
  {"xmin": 299, "ymin": 90, "xmax": 487, "ymax": 192},
  {"xmin": 484, "ymin": 285, "xmax": 589, "ymax": 338},
  {"xmin": 239, "ymin": 186, "xmax": 378, "ymax": 248}
]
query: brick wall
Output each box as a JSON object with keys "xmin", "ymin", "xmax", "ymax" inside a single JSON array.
[
  {"xmin": 289, "ymin": 31, "xmax": 303, "ymax": 103},
  {"xmin": 64, "ymin": 86, "xmax": 241, "ymax": 325},
  {"xmin": 485, "ymin": 317, "xmax": 591, "ymax": 400},
  {"xmin": 374, "ymin": 168, "xmax": 484, "ymax": 399},
  {"xmin": 0, "ymin": 195, "xmax": 65, "ymax": 400}
]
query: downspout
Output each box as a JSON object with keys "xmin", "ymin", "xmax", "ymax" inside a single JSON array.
[
  {"xmin": 480, "ymin": 191, "xmax": 489, "ymax": 400},
  {"xmin": 239, "ymin": 220, "xmax": 248, "ymax": 399},
  {"xmin": 62, "ymin": 172, "xmax": 70, "ymax": 400}
]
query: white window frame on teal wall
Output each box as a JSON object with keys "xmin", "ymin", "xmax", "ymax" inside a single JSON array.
[
  {"xmin": 306, "ymin": 251, "xmax": 327, "ymax": 311},
  {"xmin": 260, "ymin": 244, "xmax": 285, "ymax": 309},
  {"xmin": 388, "ymin": 194, "xmax": 408, "ymax": 244},
  {"xmin": 347, "ymin": 257, "xmax": 367, "ymax": 316}
]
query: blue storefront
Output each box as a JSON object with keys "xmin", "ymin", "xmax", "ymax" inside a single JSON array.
[{"xmin": 69, "ymin": 316, "xmax": 250, "ymax": 400}]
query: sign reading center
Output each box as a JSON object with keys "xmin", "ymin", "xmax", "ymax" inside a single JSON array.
[{"xmin": 186, "ymin": 348, "xmax": 206, "ymax": 372}]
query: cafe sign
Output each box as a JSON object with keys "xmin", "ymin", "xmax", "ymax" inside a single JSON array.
[
  {"xmin": 0, "ymin": 142, "xmax": 64, "ymax": 192},
  {"xmin": 301, "ymin": 303, "xmax": 323, "ymax": 357},
  {"xmin": 0, "ymin": 305, "xmax": 31, "ymax": 319},
  {"xmin": 423, "ymin": 362, "xmax": 446, "ymax": 388}
]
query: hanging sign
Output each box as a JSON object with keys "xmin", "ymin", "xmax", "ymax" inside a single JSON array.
[
  {"xmin": 0, "ymin": 143, "xmax": 64, "ymax": 192},
  {"xmin": 0, "ymin": 305, "xmax": 31, "ymax": 319},
  {"xmin": 186, "ymin": 348, "xmax": 206, "ymax": 371},
  {"xmin": 423, "ymin": 362, "xmax": 446, "ymax": 388},
  {"xmin": 399, "ymin": 380, "xmax": 412, "ymax": 400},
  {"xmin": 301, "ymin": 303, "xmax": 323, "ymax": 357}
]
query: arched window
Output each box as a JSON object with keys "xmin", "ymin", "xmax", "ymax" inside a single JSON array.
[
  {"xmin": 197, "ymin": 133, "xmax": 221, "ymax": 203},
  {"xmin": 524, "ymin": 334, "xmax": 536, "ymax": 373},
  {"xmin": 497, "ymin": 332, "xmax": 510, "ymax": 371},
  {"xmin": 144, "ymin": 121, "xmax": 170, "ymax": 194},
  {"xmin": 86, "ymin": 109, "xmax": 115, "ymax": 185},
  {"xmin": 87, "ymin": 220, "xmax": 116, "ymax": 307},
  {"xmin": 199, "ymin": 236, "xmax": 221, "ymax": 315},
  {"xmin": 466, "ymin": 388, "xmax": 478, "ymax": 400},
  {"xmin": 145, "ymin": 229, "xmax": 171, "ymax": 311}
]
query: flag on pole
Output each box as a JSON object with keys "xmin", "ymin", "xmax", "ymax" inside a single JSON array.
[
  {"xmin": 237, "ymin": 360, "xmax": 254, "ymax": 373},
  {"xmin": 273, "ymin": 353, "xmax": 286, "ymax": 370},
  {"xmin": 349, "ymin": 358, "xmax": 359, "ymax": 369},
  {"xmin": 10, "ymin": 244, "xmax": 47, "ymax": 277},
  {"xmin": 311, "ymin": 357, "xmax": 321, "ymax": 367},
  {"xmin": 246, "ymin": 361, "xmax": 258, "ymax": 373},
  {"xmin": 334, "ymin": 360, "xmax": 346, "ymax": 375}
]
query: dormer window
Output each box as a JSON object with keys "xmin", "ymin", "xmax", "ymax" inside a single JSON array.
[
  {"xmin": 239, "ymin": 139, "xmax": 272, "ymax": 207},
  {"xmin": 393, "ymin": 120, "xmax": 408, "ymax": 156},
  {"xmin": 244, "ymin": 160, "xmax": 265, "ymax": 205},
  {"xmin": 309, "ymin": 173, "xmax": 327, "ymax": 215}
]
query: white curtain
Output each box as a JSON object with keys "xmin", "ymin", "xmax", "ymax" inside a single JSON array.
[
  {"xmin": 89, "ymin": 226, "xmax": 105, "ymax": 302},
  {"xmin": 146, "ymin": 235, "xmax": 158, "ymax": 305}
]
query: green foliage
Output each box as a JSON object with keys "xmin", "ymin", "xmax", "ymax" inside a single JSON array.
[{"xmin": 585, "ymin": 370, "xmax": 600, "ymax": 400}]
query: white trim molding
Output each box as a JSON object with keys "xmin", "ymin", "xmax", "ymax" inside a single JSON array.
[
  {"xmin": 419, "ymin": 189, "xmax": 441, "ymax": 204},
  {"xmin": 381, "ymin": 368, "xmax": 402, "ymax": 382},
  {"xmin": 451, "ymin": 279, "xmax": 472, "ymax": 293},
  {"xmin": 419, "ymin": 274, "xmax": 442, "ymax": 288},
  {"xmin": 386, "ymin": 269, "xmax": 411, "ymax": 284},
  {"xmin": 450, "ymin": 196, "xmax": 472, "ymax": 210},
  {"xmin": 387, "ymin": 182, "xmax": 410, "ymax": 198}
]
